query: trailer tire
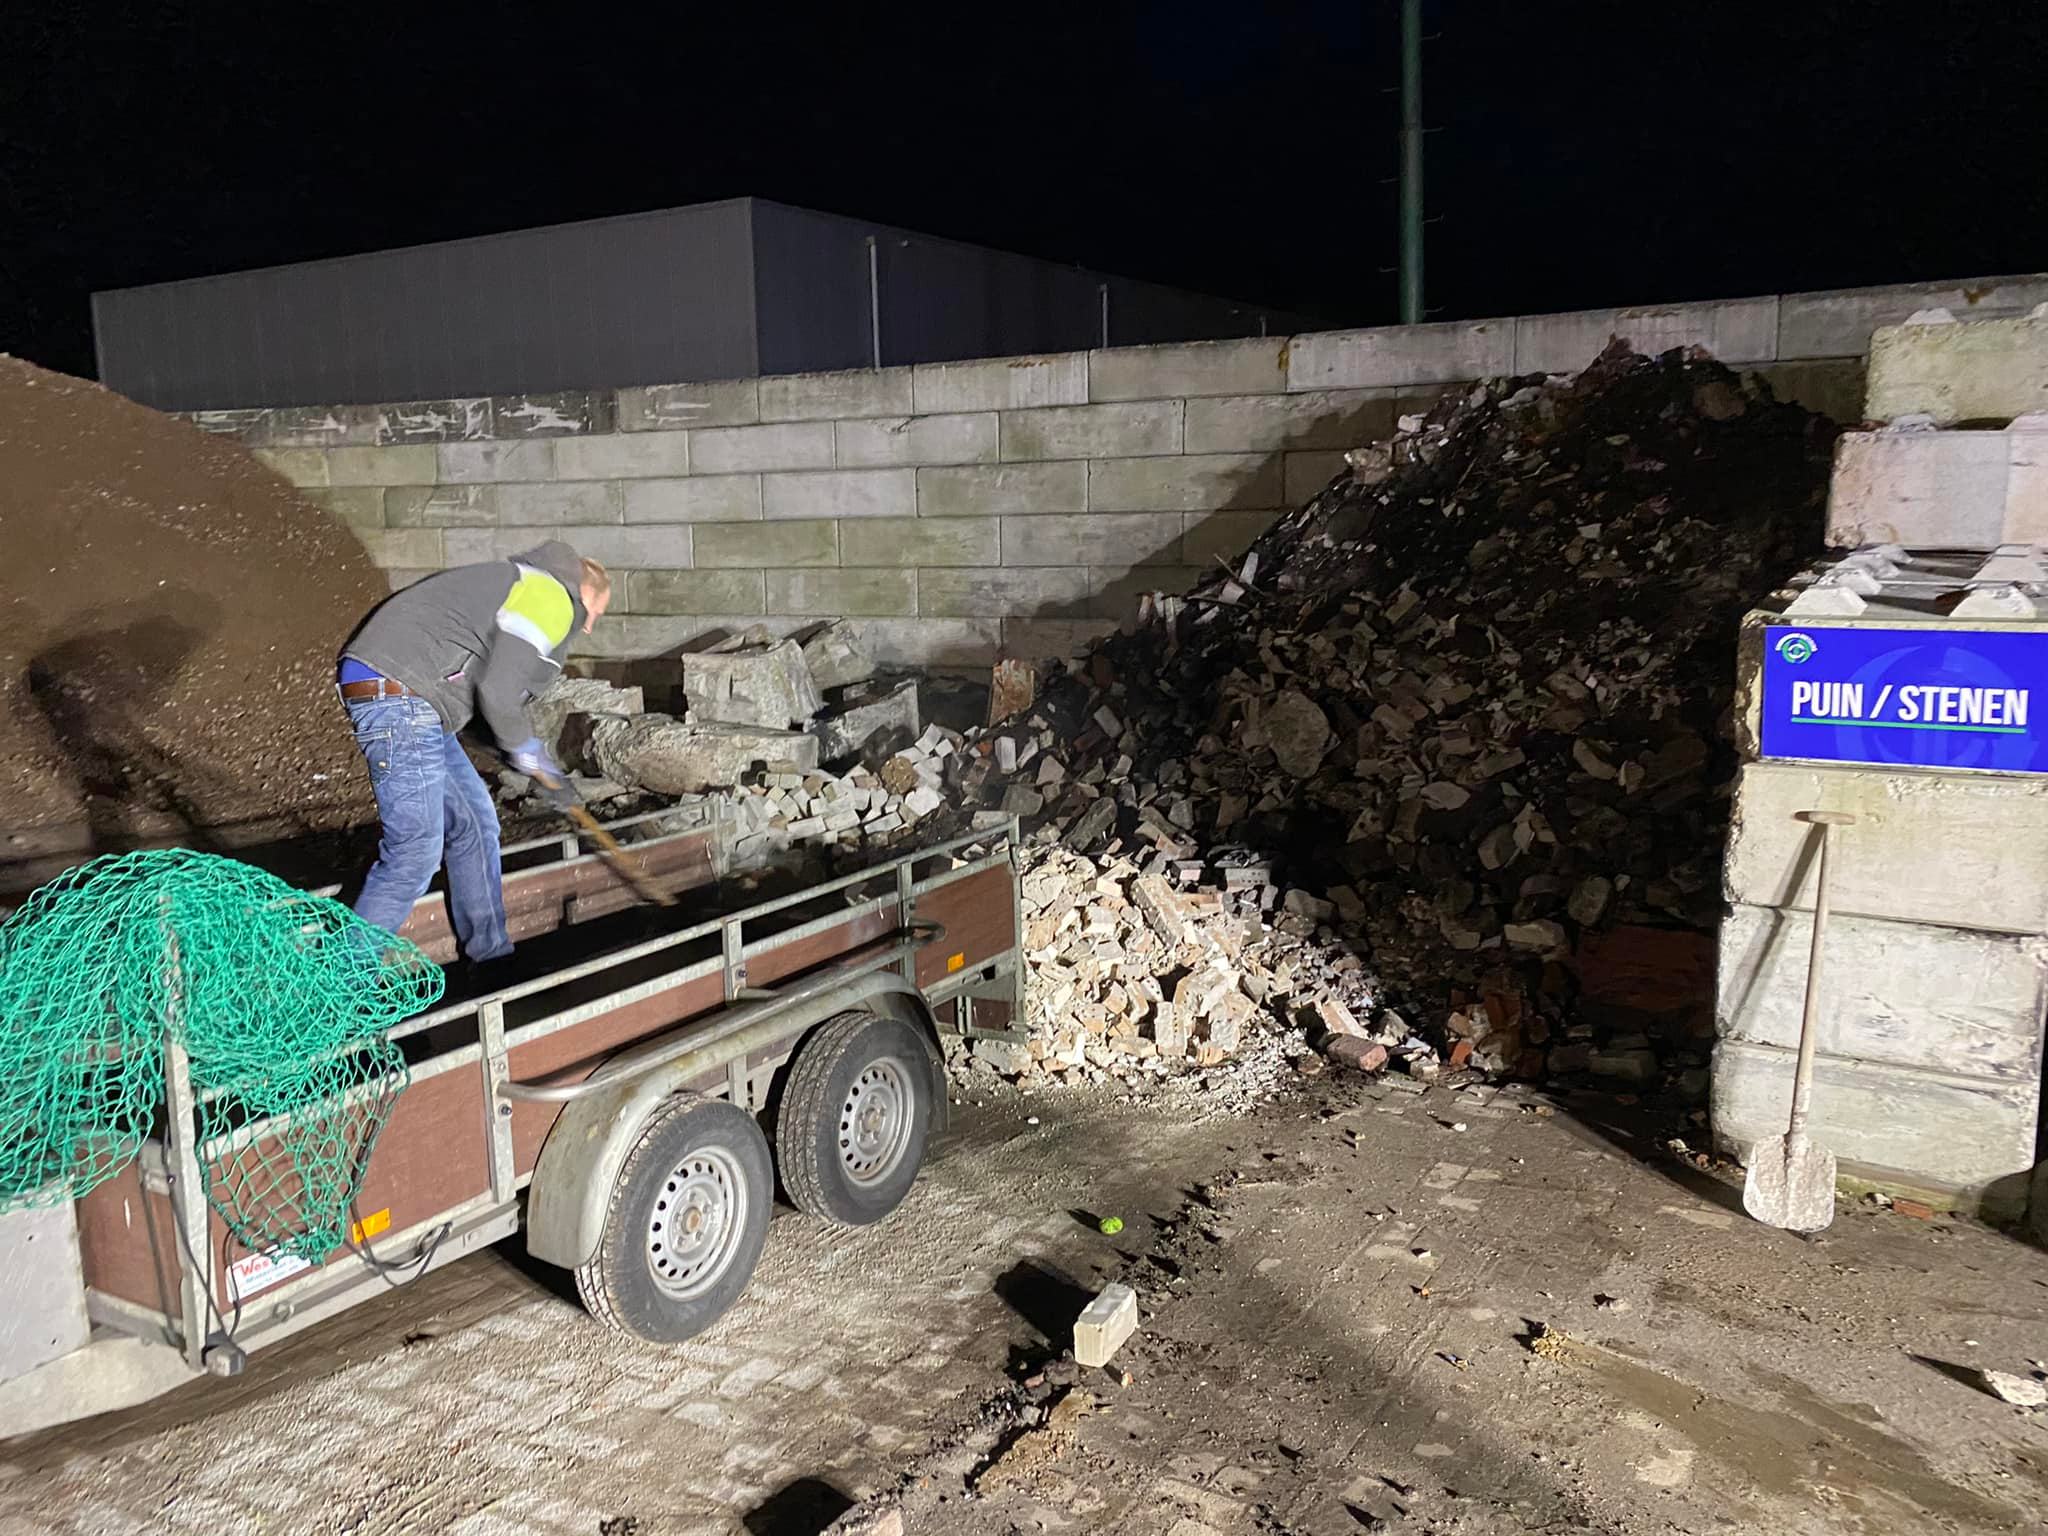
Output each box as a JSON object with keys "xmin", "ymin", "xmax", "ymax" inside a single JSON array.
[
  {"xmin": 777, "ymin": 1011, "xmax": 932, "ymax": 1226},
  {"xmin": 575, "ymin": 1095, "xmax": 772, "ymax": 1343}
]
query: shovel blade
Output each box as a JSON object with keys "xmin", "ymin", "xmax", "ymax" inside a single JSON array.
[{"xmin": 1742, "ymin": 1133, "xmax": 1838, "ymax": 1232}]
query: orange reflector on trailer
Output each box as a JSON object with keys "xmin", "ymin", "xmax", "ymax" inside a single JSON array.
[{"xmin": 947, "ymin": 952, "xmax": 966, "ymax": 973}]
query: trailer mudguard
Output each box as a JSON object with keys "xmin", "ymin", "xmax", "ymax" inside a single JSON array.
[{"xmin": 524, "ymin": 973, "xmax": 942, "ymax": 1271}]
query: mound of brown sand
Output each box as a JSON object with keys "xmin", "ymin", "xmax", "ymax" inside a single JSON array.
[{"xmin": 0, "ymin": 355, "xmax": 385, "ymax": 862}]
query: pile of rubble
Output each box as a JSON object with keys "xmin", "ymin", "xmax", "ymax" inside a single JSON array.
[
  {"xmin": 946, "ymin": 344, "xmax": 1835, "ymax": 1090},
  {"xmin": 514, "ymin": 621, "xmax": 993, "ymax": 867}
]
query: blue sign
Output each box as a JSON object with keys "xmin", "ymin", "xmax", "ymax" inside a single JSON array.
[{"xmin": 1761, "ymin": 624, "xmax": 2048, "ymax": 773}]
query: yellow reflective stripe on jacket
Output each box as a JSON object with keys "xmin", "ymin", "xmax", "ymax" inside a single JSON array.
[{"xmin": 495, "ymin": 566, "xmax": 574, "ymax": 654}]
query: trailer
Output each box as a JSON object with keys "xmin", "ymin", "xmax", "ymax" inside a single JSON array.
[{"xmin": 0, "ymin": 808, "xmax": 1026, "ymax": 1437}]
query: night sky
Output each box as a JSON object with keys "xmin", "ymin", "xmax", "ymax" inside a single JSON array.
[{"xmin": 3, "ymin": 1, "xmax": 2045, "ymax": 380}]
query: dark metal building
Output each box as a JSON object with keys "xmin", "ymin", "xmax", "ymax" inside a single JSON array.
[{"xmin": 90, "ymin": 198, "xmax": 1307, "ymax": 411}]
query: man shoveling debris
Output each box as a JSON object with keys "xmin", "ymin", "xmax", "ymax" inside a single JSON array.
[{"xmin": 337, "ymin": 540, "xmax": 610, "ymax": 962}]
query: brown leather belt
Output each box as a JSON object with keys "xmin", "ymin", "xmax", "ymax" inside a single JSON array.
[{"xmin": 338, "ymin": 677, "xmax": 416, "ymax": 700}]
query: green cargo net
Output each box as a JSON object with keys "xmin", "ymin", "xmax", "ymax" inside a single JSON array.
[{"xmin": 0, "ymin": 849, "xmax": 442, "ymax": 1261}]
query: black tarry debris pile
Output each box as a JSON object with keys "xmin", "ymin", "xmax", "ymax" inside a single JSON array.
[{"xmin": 940, "ymin": 344, "xmax": 1834, "ymax": 1094}]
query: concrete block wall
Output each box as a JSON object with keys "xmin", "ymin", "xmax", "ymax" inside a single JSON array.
[{"xmin": 187, "ymin": 272, "xmax": 2048, "ymax": 671}]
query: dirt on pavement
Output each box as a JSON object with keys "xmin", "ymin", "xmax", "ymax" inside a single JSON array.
[
  {"xmin": 0, "ymin": 354, "xmax": 380, "ymax": 858},
  {"xmin": 6, "ymin": 1072, "xmax": 2044, "ymax": 1536}
]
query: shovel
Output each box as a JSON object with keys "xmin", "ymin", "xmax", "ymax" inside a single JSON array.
[
  {"xmin": 1742, "ymin": 808, "xmax": 1855, "ymax": 1233},
  {"xmin": 534, "ymin": 772, "xmax": 677, "ymax": 909}
]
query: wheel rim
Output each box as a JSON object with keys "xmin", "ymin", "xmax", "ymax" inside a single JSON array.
[
  {"xmin": 645, "ymin": 1147, "xmax": 749, "ymax": 1299},
  {"xmin": 839, "ymin": 1056, "xmax": 915, "ymax": 1186}
]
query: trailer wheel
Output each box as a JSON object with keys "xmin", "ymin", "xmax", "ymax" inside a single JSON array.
[
  {"xmin": 575, "ymin": 1095, "xmax": 772, "ymax": 1343},
  {"xmin": 777, "ymin": 1011, "xmax": 932, "ymax": 1226}
]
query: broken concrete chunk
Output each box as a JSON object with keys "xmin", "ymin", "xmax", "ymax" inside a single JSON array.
[
  {"xmin": 528, "ymin": 675, "xmax": 644, "ymax": 761},
  {"xmin": 800, "ymin": 619, "xmax": 876, "ymax": 692},
  {"xmin": 683, "ymin": 639, "xmax": 822, "ymax": 729},
  {"xmin": 581, "ymin": 714, "xmax": 818, "ymax": 795},
  {"xmin": 813, "ymin": 678, "xmax": 920, "ymax": 763},
  {"xmin": 1264, "ymin": 689, "xmax": 1331, "ymax": 777}
]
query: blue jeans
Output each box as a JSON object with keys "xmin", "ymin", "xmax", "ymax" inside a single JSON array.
[{"xmin": 346, "ymin": 695, "xmax": 512, "ymax": 962}]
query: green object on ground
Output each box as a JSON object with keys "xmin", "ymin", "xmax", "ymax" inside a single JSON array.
[
  {"xmin": 1099, "ymin": 1216, "xmax": 1124, "ymax": 1236},
  {"xmin": 0, "ymin": 849, "xmax": 440, "ymax": 1259}
]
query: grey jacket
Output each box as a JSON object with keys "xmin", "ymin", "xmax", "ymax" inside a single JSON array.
[{"xmin": 343, "ymin": 541, "xmax": 586, "ymax": 750}]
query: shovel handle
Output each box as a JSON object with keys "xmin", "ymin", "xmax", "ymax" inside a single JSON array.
[{"xmin": 1787, "ymin": 810, "xmax": 1856, "ymax": 1138}]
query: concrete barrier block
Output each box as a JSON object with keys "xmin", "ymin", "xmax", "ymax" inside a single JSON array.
[
  {"xmin": 1287, "ymin": 320, "xmax": 1512, "ymax": 391},
  {"xmin": 1000, "ymin": 402, "xmax": 1182, "ymax": 461},
  {"xmin": 553, "ymin": 431, "xmax": 692, "ymax": 481},
  {"xmin": 759, "ymin": 367, "xmax": 912, "ymax": 422},
  {"xmin": 1777, "ymin": 275, "xmax": 2048, "ymax": 360},
  {"xmin": 577, "ymin": 614, "xmax": 805, "ymax": 659},
  {"xmin": 305, "ymin": 488, "xmax": 384, "ymax": 530},
  {"xmin": 1711, "ymin": 1039, "xmax": 2037, "ymax": 1214},
  {"xmin": 496, "ymin": 481, "xmax": 621, "ymax": 526},
  {"xmin": 1866, "ymin": 313, "xmax": 2048, "ymax": 426},
  {"xmin": 840, "ymin": 517, "xmax": 1000, "ymax": 568},
  {"xmin": 1088, "ymin": 453, "xmax": 1282, "ymax": 512},
  {"xmin": 855, "ymin": 618, "xmax": 1002, "ymax": 669},
  {"xmin": 1086, "ymin": 564, "xmax": 1205, "ymax": 618},
  {"xmin": 252, "ymin": 447, "xmax": 330, "ymax": 487},
  {"xmin": 1183, "ymin": 390, "xmax": 1396, "ymax": 454},
  {"xmin": 912, "ymin": 352, "xmax": 1088, "ymax": 413},
  {"xmin": 1718, "ymin": 903, "xmax": 2046, "ymax": 1080},
  {"xmin": 1283, "ymin": 450, "xmax": 1352, "ymax": 502},
  {"xmin": 1001, "ymin": 513, "xmax": 1182, "ymax": 567},
  {"xmin": 765, "ymin": 568, "xmax": 918, "ymax": 617},
  {"xmin": 376, "ymin": 398, "xmax": 492, "ymax": 443},
  {"xmin": 325, "ymin": 444, "xmax": 438, "ymax": 487},
  {"xmin": 384, "ymin": 485, "xmax": 496, "ymax": 528},
  {"xmin": 494, "ymin": 390, "xmax": 615, "ymax": 438},
  {"xmin": 566, "ymin": 525, "xmax": 694, "ymax": 568},
  {"xmin": 264, "ymin": 405, "xmax": 384, "ymax": 448},
  {"xmin": 762, "ymin": 469, "xmax": 915, "ymax": 521},
  {"xmin": 1724, "ymin": 760, "xmax": 2048, "ymax": 933},
  {"xmin": 916, "ymin": 462, "xmax": 1087, "ymax": 517},
  {"xmin": 1513, "ymin": 297, "xmax": 1779, "ymax": 374},
  {"xmin": 919, "ymin": 567, "xmax": 1092, "ymax": 617},
  {"xmin": 689, "ymin": 422, "xmax": 835, "ymax": 475},
  {"xmin": 1825, "ymin": 430, "xmax": 2016, "ymax": 546},
  {"xmin": 385, "ymin": 568, "xmax": 436, "ymax": 590},
  {"xmin": 1183, "ymin": 510, "xmax": 1280, "ymax": 565},
  {"xmin": 623, "ymin": 475, "xmax": 764, "ymax": 524},
  {"xmin": 1001, "ymin": 616, "xmax": 1116, "ymax": 661},
  {"xmin": 188, "ymin": 407, "xmax": 274, "ymax": 443},
  {"xmin": 835, "ymin": 413, "xmax": 999, "ymax": 468},
  {"xmin": 358, "ymin": 528, "xmax": 443, "ymax": 569},
  {"xmin": 626, "ymin": 569, "xmax": 767, "ymax": 616},
  {"xmin": 1088, "ymin": 337, "xmax": 1286, "ymax": 401},
  {"xmin": 445, "ymin": 528, "xmax": 557, "ymax": 564},
  {"xmin": 438, "ymin": 440, "xmax": 556, "ymax": 484},
  {"xmin": 618, "ymin": 378, "xmax": 760, "ymax": 431},
  {"xmin": 1753, "ymin": 359, "xmax": 1868, "ymax": 423},
  {"xmin": 696, "ymin": 519, "xmax": 838, "ymax": 569}
]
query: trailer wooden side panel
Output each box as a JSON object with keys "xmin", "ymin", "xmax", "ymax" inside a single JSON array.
[{"xmin": 913, "ymin": 866, "xmax": 1016, "ymax": 988}]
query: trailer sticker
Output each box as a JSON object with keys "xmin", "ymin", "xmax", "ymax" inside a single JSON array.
[
  {"xmin": 1761, "ymin": 625, "xmax": 2048, "ymax": 773},
  {"xmin": 227, "ymin": 1247, "xmax": 313, "ymax": 1301},
  {"xmin": 350, "ymin": 1207, "xmax": 392, "ymax": 1243}
]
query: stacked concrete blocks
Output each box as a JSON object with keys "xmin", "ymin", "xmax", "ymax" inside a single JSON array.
[{"xmin": 207, "ymin": 272, "xmax": 2048, "ymax": 670}]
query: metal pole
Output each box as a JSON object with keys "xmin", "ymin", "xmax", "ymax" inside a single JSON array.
[
  {"xmin": 866, "ymin": 236, "xmax": 883, "ymax": 370},
  {"xmin": 1398, "ymin": 0, "xmax": 1425, "ymax": 324},
  {"xmin": 1098, "ymin": 283, "xmax": 1110, "ymax": 348}
]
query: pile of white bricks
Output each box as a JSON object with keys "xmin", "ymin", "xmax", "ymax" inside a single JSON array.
[{"xmin": 1715, "ymin": 308, "xmax": 2048, "ymax": 1217}]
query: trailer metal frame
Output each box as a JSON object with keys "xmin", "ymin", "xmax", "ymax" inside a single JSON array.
[{"xmin": 1, "ymin": 812, "xmax": 1025, "ymax": 1436}]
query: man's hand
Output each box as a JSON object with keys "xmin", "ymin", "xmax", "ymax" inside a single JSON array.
[{"xmin": 508, "ymin": 737, "xmax": 579, "ymax": 809}]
